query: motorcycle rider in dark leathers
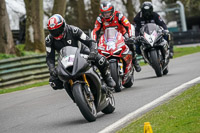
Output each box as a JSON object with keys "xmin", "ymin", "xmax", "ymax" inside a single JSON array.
[
  {"xmin": 45, "ymin": 14, "xmax": 116, "ymax": 90},
  {"xmin": 91, "ymin": 2, "xmax": 141, "ymax": 72},
  {"xmin": 133, "ymin": 1, "xmax": 174, "ymax": 58}
]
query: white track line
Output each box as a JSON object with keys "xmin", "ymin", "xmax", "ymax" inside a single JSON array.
[{"xmin": 99, "ymin": 76, "xmax": 200, "ymax": 133}]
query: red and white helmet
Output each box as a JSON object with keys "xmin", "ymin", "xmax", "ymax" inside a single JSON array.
[
  {"xmin": 47, "ymin": 14, "xmax": 66, "ymax": 40},
  {"xmin": 100, "ymin": 2, "xmax": 114, "ymax": 22}
]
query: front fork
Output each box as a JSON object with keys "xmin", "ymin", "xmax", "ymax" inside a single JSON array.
[
  {"xmin": 69, "ymin": 74, "xmax": 94, "ymax": 102},
  {"xmin": 118, "ymin": 59, "xmax": 124, "ymax": 76}
]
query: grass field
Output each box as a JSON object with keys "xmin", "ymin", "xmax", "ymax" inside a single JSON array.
[
  {"xmin": 117, "ymin": 84, "xmax": 200, "ymax": 133},
  {"xmin": 173, "ymin": 46, "xmax": 200, "ymax": 58}
]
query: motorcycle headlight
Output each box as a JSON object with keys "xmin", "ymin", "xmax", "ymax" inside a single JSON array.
[{"xmin": 113, "ymin": 48, "xmax": 122, "ymax": 55}]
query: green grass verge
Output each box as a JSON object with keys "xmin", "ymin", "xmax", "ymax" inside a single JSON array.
[
  {"xmin": 117, "ymin": 84, "xmax": 200, "ymax": 133},
  {"xmin": 173, "ymin": 46, "xmax": 200, "ymax": 58},
  {"xmin": 0, "ymin": 54, "xmax": 16, "ymax": 60},
  {"xmin": 0, "ymin": 81, "xmax": 48, "ymax": 94},
  {"xmin": 0, "ymin": 44, "xmax": 44, "ymax": 60}
]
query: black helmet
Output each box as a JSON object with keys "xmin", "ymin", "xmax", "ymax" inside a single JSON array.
[
  {"xmin": 100, "ymin": 2, "xmax": 114, "ymax": 22},
  {"xmin": 141, "ymin": 1, "xmax": 153, "ymax": 19},
  {"xmin": 47, "ymin": 14, "xmax": 66, "ymax": 40}
]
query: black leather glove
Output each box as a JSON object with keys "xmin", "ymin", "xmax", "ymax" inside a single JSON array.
[
  {"xmin": 49, "ymin": 76, "xmax": 63, "ymax": 90},
  {"xmin": 162, "ymin": 30, "xmax": 169, "ymax": 35},
  {"xmin": 136, "ymin": 36, "xmax": 142, "ymax": 43},
  {"xmin": 124, "ymin": 37, "xmax": 136, "ymax": 47},
  {"xmin": 88, "ymin": 49, "xmax": 98, "ymax": 61},
  {"xmin": 49, "ymin": 68, "xmax": 57, "ymax": 77}
]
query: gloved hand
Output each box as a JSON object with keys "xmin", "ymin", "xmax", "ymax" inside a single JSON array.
[
  {"xmin": 162, "ymin": 30, "xmax": 169, "ymax": 35},
  {"xmin": 88, "ymin": 49, "xmax": 98, "ymax": 61},
  {"xmin": 124, "ymin": 37, "xmax": 136, "ymax": 46},
  {"xmin": 136, "ymin": 36, "xmax": 142, "ymax": 43},
  {"xmin": 49, "ymin": 76, "xmax": 64, "ymax": 90},
  {"xmin": 49, "ymin": 68, "xmax": 57, "ymax": 77}
]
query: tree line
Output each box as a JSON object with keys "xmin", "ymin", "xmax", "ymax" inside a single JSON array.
[{"xmin": 0, "ymin": 0, "xmax": 199, "ymax": 55}]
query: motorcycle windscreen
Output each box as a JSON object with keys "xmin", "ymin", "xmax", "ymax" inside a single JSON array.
[
  {"xmin": 72, "ymin": 48, "xmax": 90, "ymax": 76},
  {"xmin": 141, "ymin": 23, "xmax": 159, "ymax": 35},
  {"xmin": 60, "ymin": 46, "xmax": 77, "ymax": 57},
  {"xmin": 58, "ymin": 46, "xmax": 77, "ymax": 75},
  {"xmin": 104, "ymin": 28, "xmax": 118, "ymax": 42}
]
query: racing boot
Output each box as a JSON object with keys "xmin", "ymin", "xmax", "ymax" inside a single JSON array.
[
  {"xmin": 101, "ymin": 68, "xmax": 116, "ymax": 88},
  {"xmin": 95, "ymin": 54, "xmax": 116, "ymax": 88},
  {"xmin": 104, "ymin": 74, "xmax": 116, "ymax": 88},
  {"xmin": 169, "ymin": 45, "xmax": 174, "ymax": 59},
  {"xmin": 132, "ymin": 51, "xmax": 141, "ymax": 72},
  {"xmin": 133, "ymin": 58, "xmax": 141, "ymax": 72}
]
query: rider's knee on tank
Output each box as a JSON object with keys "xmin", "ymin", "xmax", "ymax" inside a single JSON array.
[
  {"xmin": 135, "ymin": 44, "xmax": 141, "ymax": 55},
  {"xmin": 163, "ymin": 34, "xmax": 170, "ymax": 44}
]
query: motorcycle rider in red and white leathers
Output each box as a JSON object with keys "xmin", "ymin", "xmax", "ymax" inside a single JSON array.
[{"xmin": 91, "ymin": 1, "xmax": 141, "ymax": 72}]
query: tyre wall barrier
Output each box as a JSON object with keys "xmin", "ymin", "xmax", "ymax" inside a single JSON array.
[
  {"xmin": 0, "ymin": 55, "xmax": 49, "ymax": 89},
  {"xmin": 0, "ymin": 54, "xmax": 143, "ymax": 89},
  {"xmin": 171, "ymin": 31, "xmax": 200, "ymax": 45}
]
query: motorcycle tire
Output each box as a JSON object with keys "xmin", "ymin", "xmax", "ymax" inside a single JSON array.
[
  {"xmin": 72, "ymin": 83, "xmax": 97, "ymax": 122},
  {"xmin": 110, "ymin": 62, "xmax": 122, "ymax": 92},
  {"xmin": 149, "ymin": 50, "xmax": 163, "ymax": 77},
  {"xmin": 102, "ymin": 92, "xmax": 115, "ymax": 114}
]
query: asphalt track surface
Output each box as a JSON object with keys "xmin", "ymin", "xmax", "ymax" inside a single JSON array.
[{"xmin": 0, "ymin": 52, "xmax": 200, "ymax": 133}]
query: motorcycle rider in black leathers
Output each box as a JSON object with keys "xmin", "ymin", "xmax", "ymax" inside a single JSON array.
[
  {"xmin": 133, "ymin": 1, "xmax": 174, "ymax": 58},
  {"xmin": 45, "ymin": 14, "xmax": 116, "ymax": 90}
]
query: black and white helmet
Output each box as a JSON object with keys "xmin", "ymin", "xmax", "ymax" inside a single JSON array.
[{"xmin": 141, "ymin": 1, "xmax": 153, "ymax": 19}]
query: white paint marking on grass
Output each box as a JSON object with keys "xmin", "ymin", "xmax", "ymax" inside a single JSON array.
[{"xmin": 99, "ymin": 76, "xmax": 200, "ymax": 133}]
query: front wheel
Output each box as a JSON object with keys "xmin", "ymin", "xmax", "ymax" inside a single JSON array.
[
  {"xmin": 149, "ymin": 50, "xmax": 163, "ymax": 77},
  {"xmin": 110, "ymin": 62, "xmax": 122, "ymax": 92},
  {"xmin": 72, "ymin": 83, "xmax": 97, "ymax": 122}
]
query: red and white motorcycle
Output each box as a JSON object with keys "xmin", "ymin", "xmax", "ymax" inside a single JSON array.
[{"xmin": 98, "ymin": 28, "xmax": 134, "ymax": 92}]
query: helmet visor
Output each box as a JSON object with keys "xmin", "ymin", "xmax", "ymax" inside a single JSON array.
[
  {"xmin": 102, "ymin": 11, "xmax": 112, "ymax": 19},
  {"xmin": 49, "ymin": 24, "xmax": 64, "ymax": 37}
]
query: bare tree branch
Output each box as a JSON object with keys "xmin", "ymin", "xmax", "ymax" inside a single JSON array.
[
  {"xmin": 121, "ymin": 0, "xmax": 126, "ymax": 6},
  {"xmin": 44, "ymin": 10, "xmax": 51, "ymax": 17}
]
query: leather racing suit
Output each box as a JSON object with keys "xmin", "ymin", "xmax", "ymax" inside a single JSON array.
[{"xmin": 91, "ymin": 11, "xmax": 141, "ymax": 72}]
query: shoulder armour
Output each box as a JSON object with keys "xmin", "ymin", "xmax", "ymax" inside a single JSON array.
[
  {"xmin": 45, "ymin": 34, "xmax": 53, "ymax": 47},
  {"xmin": 97, "ymin": 16, "xmax": 103, "ymax": 23},
  {"xmin": 116, "ymin": 12, "xmax": 123, "ymax": 21},
  {"xmin": 68, "ymin": 25, "xmax": 79, "ymax": 34}
]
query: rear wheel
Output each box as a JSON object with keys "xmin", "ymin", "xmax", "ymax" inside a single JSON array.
[
  {"xmin": 110, "ymin": 62, "xmax": 122, "ymax": 92},
  {"xmin": 73, "ymin": 83, "xmax": 97, "ymax": 122},
  {"xmin": 149, "ymin": 50, "xmax": 163, "ymax": 77}
]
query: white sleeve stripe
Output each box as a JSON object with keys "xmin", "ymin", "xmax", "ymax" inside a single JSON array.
[
  {"xmin": 80, "ymin": 33, "xmax": 87, "ymax": 40},
  {"xmin": 46, "ymin": 47, "xmax": 51, "ymax": 53}
]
